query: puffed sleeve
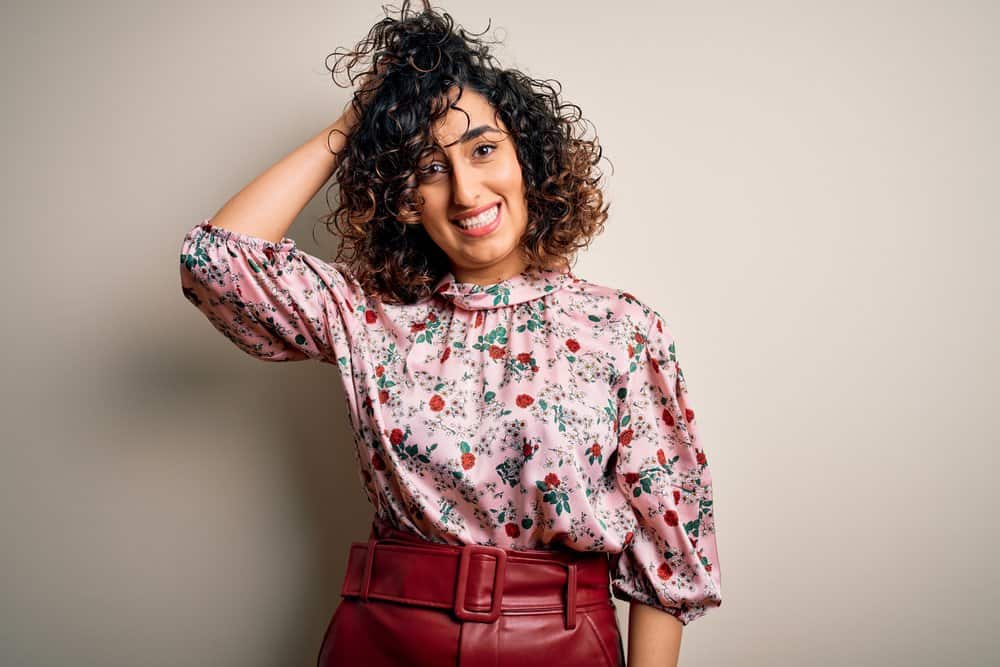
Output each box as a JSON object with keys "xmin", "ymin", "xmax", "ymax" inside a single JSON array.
[
  {"xmin": 608, "ymin": 309, "xmax": 722, "ymax": 625},
  {"xmin": 179, "ymin": 218, "xmax": 366, "ymax": 364}
]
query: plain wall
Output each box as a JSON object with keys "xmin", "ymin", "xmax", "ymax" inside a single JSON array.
[{"xmin": 2, "ymin": 0, "xmax": 997, "ymax": 665}]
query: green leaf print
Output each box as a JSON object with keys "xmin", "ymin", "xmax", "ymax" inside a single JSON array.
[
  {"xmin": 485, "ymin": 284, "xmax": 512, "ymax": 306},
  {"xmin": 496, "ymin": 457, "xmax": 523, "ymax": 488}
]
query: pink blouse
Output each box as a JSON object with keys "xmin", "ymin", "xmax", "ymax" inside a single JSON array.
[{"xmin": 179, "ymin": 218, "xmax": 722, "ymax": 625}]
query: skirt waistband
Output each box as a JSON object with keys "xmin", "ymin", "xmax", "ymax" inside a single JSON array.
[{"xmin": 340, "ymin": 515, "xmax": 614, "ymax": 628}]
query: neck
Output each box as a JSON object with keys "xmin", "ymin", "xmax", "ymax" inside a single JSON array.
[{"xmin": 451, "ymin": 255, "xmax": 531, "ymax": 285}]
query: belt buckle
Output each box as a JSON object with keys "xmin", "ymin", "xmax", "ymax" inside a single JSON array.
[{"xmin": 452, "ymin": 544, "xmax": 507, "ymax": 623}]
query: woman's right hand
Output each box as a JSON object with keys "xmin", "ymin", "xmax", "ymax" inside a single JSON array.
[{"xmin": 337, "ymin": 55, "xmax": 392, "ymax": 134}]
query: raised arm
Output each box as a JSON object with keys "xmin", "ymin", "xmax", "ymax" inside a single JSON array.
[
  {"xmin": 208, "ymin": 106, "xmax": 357, "ymax": 244},
  {"xmin": 178, "ymin": 100, "xmax": 375, "ymax": 363}
]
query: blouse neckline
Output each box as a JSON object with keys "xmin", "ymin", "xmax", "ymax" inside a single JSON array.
[{"xmin": 431, "ymin": 266, "xmax": 574, "ymax": 310}]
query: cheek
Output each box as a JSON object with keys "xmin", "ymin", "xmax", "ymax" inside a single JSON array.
[
  {"xmin": 416, "ymin": 187, "xmax": 446, "ymax": 218},
  {"xmin": 499, "ymin": 157, "xmax": 523, "ymax": 187}
]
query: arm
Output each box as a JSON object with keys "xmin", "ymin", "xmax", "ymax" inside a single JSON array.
[
  {"xmin": 626, "ymin": 601, "xmax": 683, "ymax": 667},
  {"xmin": 207, "ymin": 109, "xmax": 356, "ymax": 245},
  {"xmin": 178, "ymin": 103, "xmax": 370, "ymax": 363},
  {"xmin": 609, "ymin": 308, "xmax": 723, "ymax": 658}
]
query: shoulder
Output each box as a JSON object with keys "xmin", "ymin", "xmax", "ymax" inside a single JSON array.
[{"xmin": 560, "ymin": 273, "xmax": 672, "ymax": 341}]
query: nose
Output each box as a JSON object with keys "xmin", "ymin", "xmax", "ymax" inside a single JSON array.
[{"xmin": 450, "ymin": 161, "xmax": 481, "ymax": 208}]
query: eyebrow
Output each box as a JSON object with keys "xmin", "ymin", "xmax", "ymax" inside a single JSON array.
[{"xmin": 441, "ymin": 124, "xmax": 501, "ymax": 147}]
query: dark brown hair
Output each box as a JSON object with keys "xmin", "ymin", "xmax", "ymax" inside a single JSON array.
[{"xmin": 322, "ymin": 1, "xmax": 611, "ymax": 304}]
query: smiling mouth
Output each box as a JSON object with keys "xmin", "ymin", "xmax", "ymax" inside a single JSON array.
[{"xmin": 451, "ymin": 202, "xmax": 501, "ymax": 230}]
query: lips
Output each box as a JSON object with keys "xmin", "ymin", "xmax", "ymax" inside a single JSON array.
[
  {"xmin": 451, "ymin": 200, "xmax": 502, "ymax": 223},
  {"xmin": 452, "ymin": 202, "xmax": 502, "ymax": 238}
]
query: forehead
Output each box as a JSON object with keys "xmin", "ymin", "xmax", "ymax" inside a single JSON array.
[{"xmin": 430, "ymin": 87, "xmax": 504, "ymax": 146}]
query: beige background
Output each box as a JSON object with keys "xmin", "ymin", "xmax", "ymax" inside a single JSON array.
[{"xmin": 2, "ymin": 0, "xmax": 997, "ymax": 665}]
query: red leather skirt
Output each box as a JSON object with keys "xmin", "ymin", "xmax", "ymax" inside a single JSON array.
[{"xmin": 317, "ymin": 515, "xmax": 625, "ymax": 666}]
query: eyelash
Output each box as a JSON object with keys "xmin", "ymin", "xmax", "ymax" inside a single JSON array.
[{"xmin": 420, "ymin": 143, "xmax": 497, "ymax": 175}]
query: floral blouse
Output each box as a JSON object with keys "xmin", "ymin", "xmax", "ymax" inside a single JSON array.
[{"xmin": 178, "ymin": 218, "xmax": 722, "ymax": 625}]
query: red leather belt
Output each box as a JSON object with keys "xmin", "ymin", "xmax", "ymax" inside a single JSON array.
[{"xmin": 339, "ymin": 519, "xmax": 614, "ymax": 630}]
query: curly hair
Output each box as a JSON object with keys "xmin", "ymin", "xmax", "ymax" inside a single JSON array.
[{"xmin": 321, "ymin": 0, "xmax": 610, "ymax": 304}]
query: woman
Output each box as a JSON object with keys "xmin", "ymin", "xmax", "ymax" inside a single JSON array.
[{"xmin": 178, "ymin": 2, "xmax": 721, "ymax": 665}]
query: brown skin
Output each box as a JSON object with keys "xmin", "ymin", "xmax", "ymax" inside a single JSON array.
[
  {"xmin": 628, "ymin": 601, "xmax": 683, "ymax": 666},
  {"xmin": 411, "ymin": 86, "xmax": 531, "ymax": 285}
]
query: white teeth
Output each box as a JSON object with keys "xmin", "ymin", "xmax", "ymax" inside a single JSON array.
[{"xmin": 454, "ymin": 203, "xmax": 499, "ymax": 229}]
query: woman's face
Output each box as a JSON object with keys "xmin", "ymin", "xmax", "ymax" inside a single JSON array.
[{"xmin": 414, "ymin": 87, "xmax": 529, "ymax": 285}]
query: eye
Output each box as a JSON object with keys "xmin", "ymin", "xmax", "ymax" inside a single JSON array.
[
  {"xmin": 474, "ymin": 143, "xmax": 497, "ymax": 157},
  {"xmin": 419, "ymin": 162, "xmax": 446, "ymax": 175}
]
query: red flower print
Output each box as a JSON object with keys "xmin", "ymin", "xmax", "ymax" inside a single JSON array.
[
  {"xmin": 544, "ymin": 472, "xmax": 561, "ymax": 489},
  {"xmin": 634, "ymin": 332, "xmax": 644, "ymax": 343},
  {"xmin": 375, "ymin": 364, "xmax": 384, "ymax": 377},
  {"xmin": 505, "ymin": 522, "xmax": 521, "ymax": 538},
  {"xmin": 522, "ymin": 442, "xmax": 534, "ymax": 457},
  {"xmin": 619, "ymin": 428, "xmax": 634, "ymax": 446},
  {"xmin": 429, "ymin": 394, "xmax": 445, "ymax": 412},
  {"xmin": 624, "ymin": 531, "xmax": 634, "ymax": 546},
  {"xmin": 656, "ymin": 318, "xmax": 663, "ymax": 333},
  {"xmin": 685, "ymin": 408, "xmax": 696, "ymax": 423},
  {"xmin": 696, "ymin": 450, "xmax": 707, "ymax": 466},
  {"xmin": 411, "ymin": 322, "xmax": 426, "ymax": 333},
  {"xmin": 657, "ymin": 449, "xmax": 666, "ymax": 465},
  {"xmin": 489, "ymin": 345, "xmax": 506, "ymax": 359},
  {"xmin": 437, "ymin": 281, "xmax": 452, "ymax": 293},
  {"xmin": 672, "ymin": 489, "xmax": 681, "ymax": 505},
  {"xmin": 565, "ymin": 338, "xmax": 580, "ymax": 352},
  {"xmin": 650, "ymin": 357, "xmax": 660, "ymax": 373},
  {"xmin": 365, "ymin": 310, "xmax": 377, "ymax": 324},
  {"xmin": 657, "ymin": 563, "xmax": 673, "ymax": 581},
  {"xmin": 516, "ymin": 394, "xmax": 534, "ymax": 408},
  {"xmin": 664, "ymin": 510, "xmax": 679, "ymax": 527},
  {"xmin": 623, "ymin": 291, "xmax": 636, "ymax": 301},
  {"xmin": 389, "ymin": 428, "xmax": 403, "ymax": 446},
  {"xmin": 516, "ymin": 352, "xmax": 532, "ymax": 364},
  {"xmin": 627, "ymin": 344, "xmax": 634, "ymax": 357},
  {"xmin": 378, "ymin": 390, "xmax": 390, "ymax": 404},
  {"xmin": 531, "ymin": 365, "xmax": 539, "ymax": 372},
  {"xmin": 428, "ymin": 312, "xmax": 437, "ymax": 322},
  {"xmin": 624, "ymin": 472, "xmax": 639, "ymax": 485},
  {"xmin": 474, "ymin": 311, "xmax": 484, "ymax": 328},
  {"xmin": 662, "ymin": 409, "xmax": 675, "ymax": 426},
  {"xmin": 590, "ymin": 443, "xmax": 601, "ymax": 457},
  {"xmin": 440, "ymin": 347, "xmax": 451, "ymax": 363},
  {"xmin": 461, "ymin": 452, "xmax": 476, "ymax": 470},
  {"xmin": 371, "ymin": 452, "xmax": 385, "ymax": 471}
]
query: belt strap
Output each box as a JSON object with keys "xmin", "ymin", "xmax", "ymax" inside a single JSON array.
[{"xmin": 340, "ymin": 535, "xmax": 610, "ymax": 629}]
